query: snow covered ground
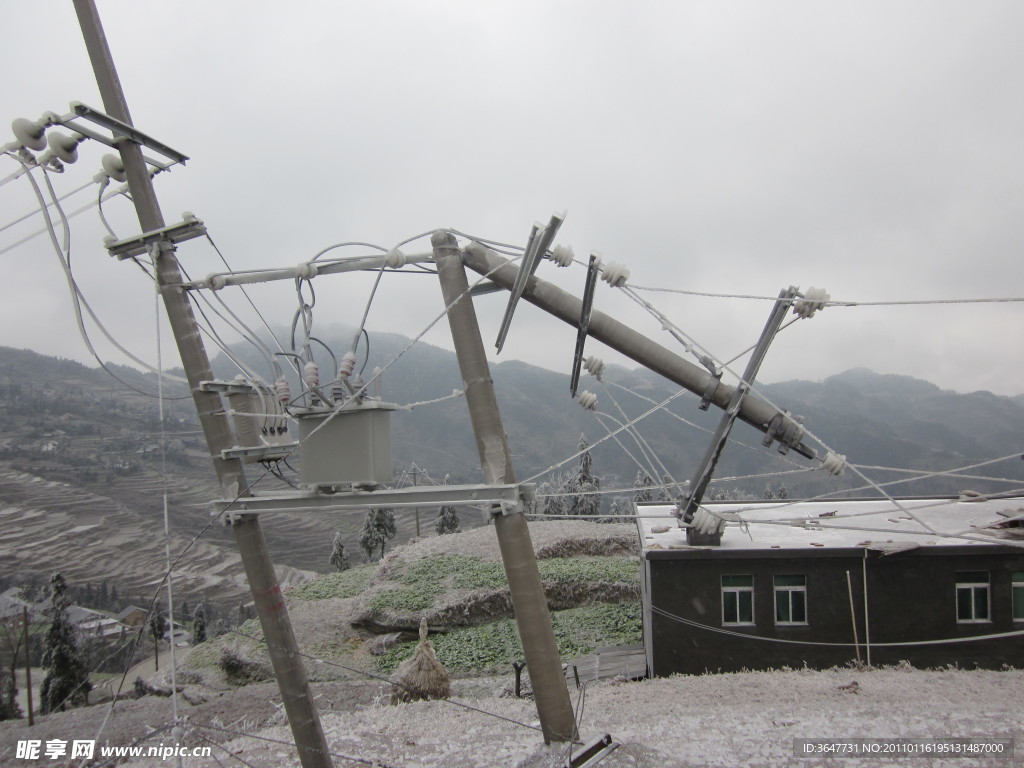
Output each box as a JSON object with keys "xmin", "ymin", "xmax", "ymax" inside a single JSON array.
[{"xmin": 146, "ymin": 665, "xmax": 1020, "ymax": 768}]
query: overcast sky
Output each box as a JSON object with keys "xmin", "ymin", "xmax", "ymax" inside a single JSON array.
[{"xmin": 2, "ymin": 1, "xmax": 1023, "ymax": 398}]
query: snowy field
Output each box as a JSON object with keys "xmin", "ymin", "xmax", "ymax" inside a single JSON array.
[{"xmin": 137, "ymin": 665, "xmax": 1021, "ymax": 768}]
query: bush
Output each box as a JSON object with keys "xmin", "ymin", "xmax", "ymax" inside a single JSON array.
[{"xmin": 218, "ymin": 647, "xmax": 272, "ymax": 685}]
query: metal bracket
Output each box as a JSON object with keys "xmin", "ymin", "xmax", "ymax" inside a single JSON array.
[
  {"xmin": 209, "ymin": 482, "xmax": 536, "ymax": 516},
  {"xmin": 698, "ymin": 371, "xmax": 722, "ymax": 411},
  {"xmin": 762, "ymin": 411, "xmax": 805, "ymax": 455},
  {"xmin": 106, "ymin": 216, "xmax": 208, "ymax": 260},
  {"xmin": 495, "ymin": 212, "xmax": 565, "ymax": 353},
  {"xmin": 221, "ymin": 443, "xmax": 300, "ymax": 462},
  {"xmin": 569, "ymin": 253, "xmax": 600, "ymax": 398},
  {"xmin": 68, "ymin": 102, "xmax": 189, "ymax": 165},
  {"xmin": 566, "ymin": 734, "xmax": 620, "ymax": 768}
]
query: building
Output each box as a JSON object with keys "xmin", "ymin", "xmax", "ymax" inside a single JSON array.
[{"xmin": 635, "ymin": 496, "xmax": 1024, "ymax": 676}]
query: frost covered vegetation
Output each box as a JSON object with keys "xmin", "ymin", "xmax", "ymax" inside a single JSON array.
[{"xmin": 180, "ymin": 522, "xmax": 641, "ymax": 685}]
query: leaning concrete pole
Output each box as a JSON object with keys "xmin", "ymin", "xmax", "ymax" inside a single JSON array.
[
  {"xmin": 72, "ymin": 3, "xmax": 332, "ymax": 766},
  {"xmin": 462, "ymin": 243, "xmax": 815, "ymax": 459},
  {"xmin": 433, "ymin": 231, "xmax": 576, "ymax": 744}
]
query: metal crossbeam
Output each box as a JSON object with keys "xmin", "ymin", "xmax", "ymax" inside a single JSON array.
[{"xmin": 211, "ymin": 482, "xmax": 535, "ymax": 516}]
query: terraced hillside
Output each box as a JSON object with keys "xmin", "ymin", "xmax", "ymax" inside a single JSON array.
[{"xmin": 182, "ymin": 521, "xmax": 643, "ymax": 683}]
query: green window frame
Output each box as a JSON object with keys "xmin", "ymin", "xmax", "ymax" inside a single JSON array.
[
  {"xmin": 774, "ymin": 574, "xmax": 807, "ymax": 625},
  {"xmin": 956, "ymin": 571, "xmax": 990, "ymax": 623},
  {"xmin": 722, "ymin": 575, "xmax": 754, "ymax": 625}
]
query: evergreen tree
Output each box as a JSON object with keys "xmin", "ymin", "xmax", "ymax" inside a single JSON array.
[
  {"xmin": 150, "ymin": 611, "xmax": 167, "ymax": 671},
  {"xmin": 777, "ymin": 484, "xmax": 789, "ymax": 500},
  {"xmin": 192, "ymin": 604, "xmax": 207, "ymax": 645},
  {"xmin": 375, "ymin": 508, "xmax": 397, "ymax": 557},
  {"xmin": 567, "ymin": 434, "xmax": 601, "ymax": 518},
  {"xmin": 633, "ymin": 470, "xmax": 654, "ymax": 503},
  {"xmin": 359, "ymin": 509, "xmax": 385, "ymax": 561},
  {"xmin": 763, "ymin": 484, "xmax": 775, "ymax": 500},
  {"xmin": 178, "ymin": 599, "xmax": 190, "ymax": 624},
  {"xmin": 537, "ymin": 473, "xmax": 570, "ymax": 517},
  {"xmin": 39, "ymin": 573, "xmax": 90, "ymax": 714},
  {"xmin": 598, "ymin": 496, "xmax": 629, "ymax": 524},
  {"xmin": 110, "ymin": 585, "xmax": 119, "ymax": 610},
  {"xmin": 329, "ymin": 532, "xmax": 351, "ymax": 572},
  {"xmin": 436, "ymin": 475, "xmax": 460, "ymax": 535},
  {"xmin": 0, "ymin": 668, "xmax": 20, "ymax": 720}
]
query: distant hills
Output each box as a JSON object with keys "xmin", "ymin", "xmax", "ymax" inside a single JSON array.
[{"xmin": 1, "ymin": 339, "xmax": 1022, "ymax": 606}]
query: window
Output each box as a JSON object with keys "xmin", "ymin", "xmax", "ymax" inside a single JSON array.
[
  {"xmin": 774, "ymin": 574, "xmax": 807, "ymax": 625},
  {"xmin": 722, "ymin": 575, "xmax": 754, "ymax": 625},
  {"xmin": 956, "ymin": 571, "xmax": 990, "ymax": 623},
  {"xmin": 1013, "ymin": 572, "xmax": 1024, "ymax": 622}
]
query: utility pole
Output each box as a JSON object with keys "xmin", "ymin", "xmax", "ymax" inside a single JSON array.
[
  {"xmin": 23, "ymin": 606, "xmax": 33, "ymax": 726},
  {"xmin": 71, "ymin": 3, "xmax": 332, "ymax": 766},
  {"xmin": 410, "ymin": 464, "xmax": 421, "ymax": 538},
  {"xmin": 461, "ymin": 243, "xmax": 815, "ymax": 459},
  {"xmin": 433, "ymin": 230, "xmax": 576, "ymax": 744}
]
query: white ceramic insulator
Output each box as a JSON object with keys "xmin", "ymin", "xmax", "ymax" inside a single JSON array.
[
  {"xmin": 181, "ymin": 210, "xmax": 197, "ymax": 222},
  {"xmin": 101, "ymin": 154, "xmax": 126, "ymax": 183},
  {"xmin": 12, "ymin": 117, "xmax": 47, "ymax": 152},
  {"xmin": 275, "ymin": 377, "xmax": 291, "ymax": 404},
  {"xmin": 692, "ymin": 508, "xmax": 725, "ymax": 536},
  {"xmin": 794, "ymin": 286, "xmax": 830, "ymax": 319},
  {"xmin": 384, "ymin": 248, "xmax": 406, "ymax": 268},
  {"xmin": 338, "ymin": 351, "xmax": 357, "ymax": 379},
  {"xmin": 47, "ymin": 132, "xmax": 81, "ymax": 164},
  {"xmin": 583, "ymin": 356, "xmax": 606, "ymax": 379},
  {"xmin": 303, "ymin": 362, "xmax": 319, "ymax": 389},
  {"xmin": 551, "ymin": 244, "xmax": 574, "ymax": 267},
  {"xmin": 600, "ymin": 260, "xmax": 630, "ymax": 287},
  {"xmin": 822, "ymin": 450, "xmax": 846, "ymax": 476},
  {"xmin": 296, "ymin": 261, "xmax": 318, "ymax": 280},
  {"xmin": 577, "ymin": 391, "xmax": 598, "ymax": 411}
]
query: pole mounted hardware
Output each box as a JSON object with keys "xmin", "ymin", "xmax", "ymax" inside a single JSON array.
[
  {"xmin": 68, "ymin": 102, "xmax": 189, "ymax": 165},
  {"xmin": 495, "ymin": 211, "xmax": 566, "ymax": 353},
  {"xmin": 569, "ymin": 253, "xmax": 600, "ymax": 398},
  {"xmin": 104, "ymin": 215, "xmax": 208, "ymax": 260},
  {"xmin": 679, "ymin": 286, "xmax": 801, "ymax": 545}
]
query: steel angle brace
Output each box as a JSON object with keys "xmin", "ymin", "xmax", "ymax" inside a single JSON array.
[
  {"xmin": 680, "ymin": 286, "xmax": 800, "ymax": 544},
  {"xmin": 569, "ymin": 253, "xmax": 600, "ymax": 398},
  {"xmin": 66, "ymin": 102, "xmax": 189, "ymax": 165},
  {"xmin": 494, "ymin": 212, "xmax": 566, "ymax": 353},
  {"xmin": 105, "ymin": 216, "xmax": 208, "ymax": 260},
  {"xmin": 210, "ymin": 482, "xmax": 535, "ymax": 517},
  {"xmin": 566, "ymin": 734, "xmax": 620, "ymax": 768}
]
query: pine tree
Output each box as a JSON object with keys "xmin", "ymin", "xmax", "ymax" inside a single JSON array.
[
  {"xmin": 633, "ymin": 470, "xmax": 654, "ymax": 503},
  {"xmin": 150, "ymin": 611, "xmax": 167, "ymax": 671},
  {"xmin": 359, "ymin": 509, "xmax": 385, "ymax": 561},
  {"xmin": 436, "ymin": 505, "xmax": 459, "ymax": 535},
  {"xmin": 192, "ymin": 604, "xmax": 207, "ymax": 645},
  {"xmin": 0, "ymin": 668, "xmax": 20, "ymax": 720},
  {"xmin": 436, "ymin": 475, "xmax": 460, "ymax": 535},
  {"xmin": 329, "ymin": 532, "xmax": 351, "ymax": 572},
  {"xmin": 39, "ymin": 573, "xmax": 90, "ymax": 714},
  {"xmin": 375, "ymin": 508, "xmax": 397, "ymax": 557},
  {"xmin": 567, "ymin": 434, "xmax": 601, "ymax": 518}
]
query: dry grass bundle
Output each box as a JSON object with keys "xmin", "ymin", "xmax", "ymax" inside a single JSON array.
[{"xmin": 389, "ymin": 618, "xmax": 452, "ymax": 704}]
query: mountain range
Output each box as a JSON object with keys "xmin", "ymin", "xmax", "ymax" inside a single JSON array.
[{"xmin": 0, "ymin": 335, "xmax": 1022, "ymax": 607}]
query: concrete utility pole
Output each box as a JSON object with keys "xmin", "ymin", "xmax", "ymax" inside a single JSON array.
[
  {"xmin": 461, "ymin": 243, "xmax": 815, "ymax": 459},
  {"xmin": 433, "ymin": 231, "xmax": 576, "ymax": 744},
  {"xmin": 72, "ymin": 3, "xmax": 332, "ymax": 766}
]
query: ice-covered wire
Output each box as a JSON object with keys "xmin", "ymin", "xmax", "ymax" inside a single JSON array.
[
  {"xmin": 0, "ymin": 175, "xmax": 95, "ymax": 236},
  {"xmin": 193, "ymin": 724, "xmax": 404, "ymax": 768},
  {"xmin": 598, "ymin": 380, "xmax": 685, "ymax": 496},
  {"xmin": 226, "ymin": 626, "xmax": 545, "ymax": 737},
  {"xmin": 154, "ymin": 272, "xmax": 184, "ymax": 742},
  {"xmin": 11, "ymin": 153, "xmax": 190, "ymax": 395},
  {"xmin": 630, "ymin": 283, "xmax": 1024, "ymax": 306},
  {"xmin": 206, "ymin": 234, "xmax": 286, "ymax": 362}
]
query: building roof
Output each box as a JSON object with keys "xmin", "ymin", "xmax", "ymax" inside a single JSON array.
[{"xmin": 636, "ymin": 496, "xmax": 1024, "ymax": 555}]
